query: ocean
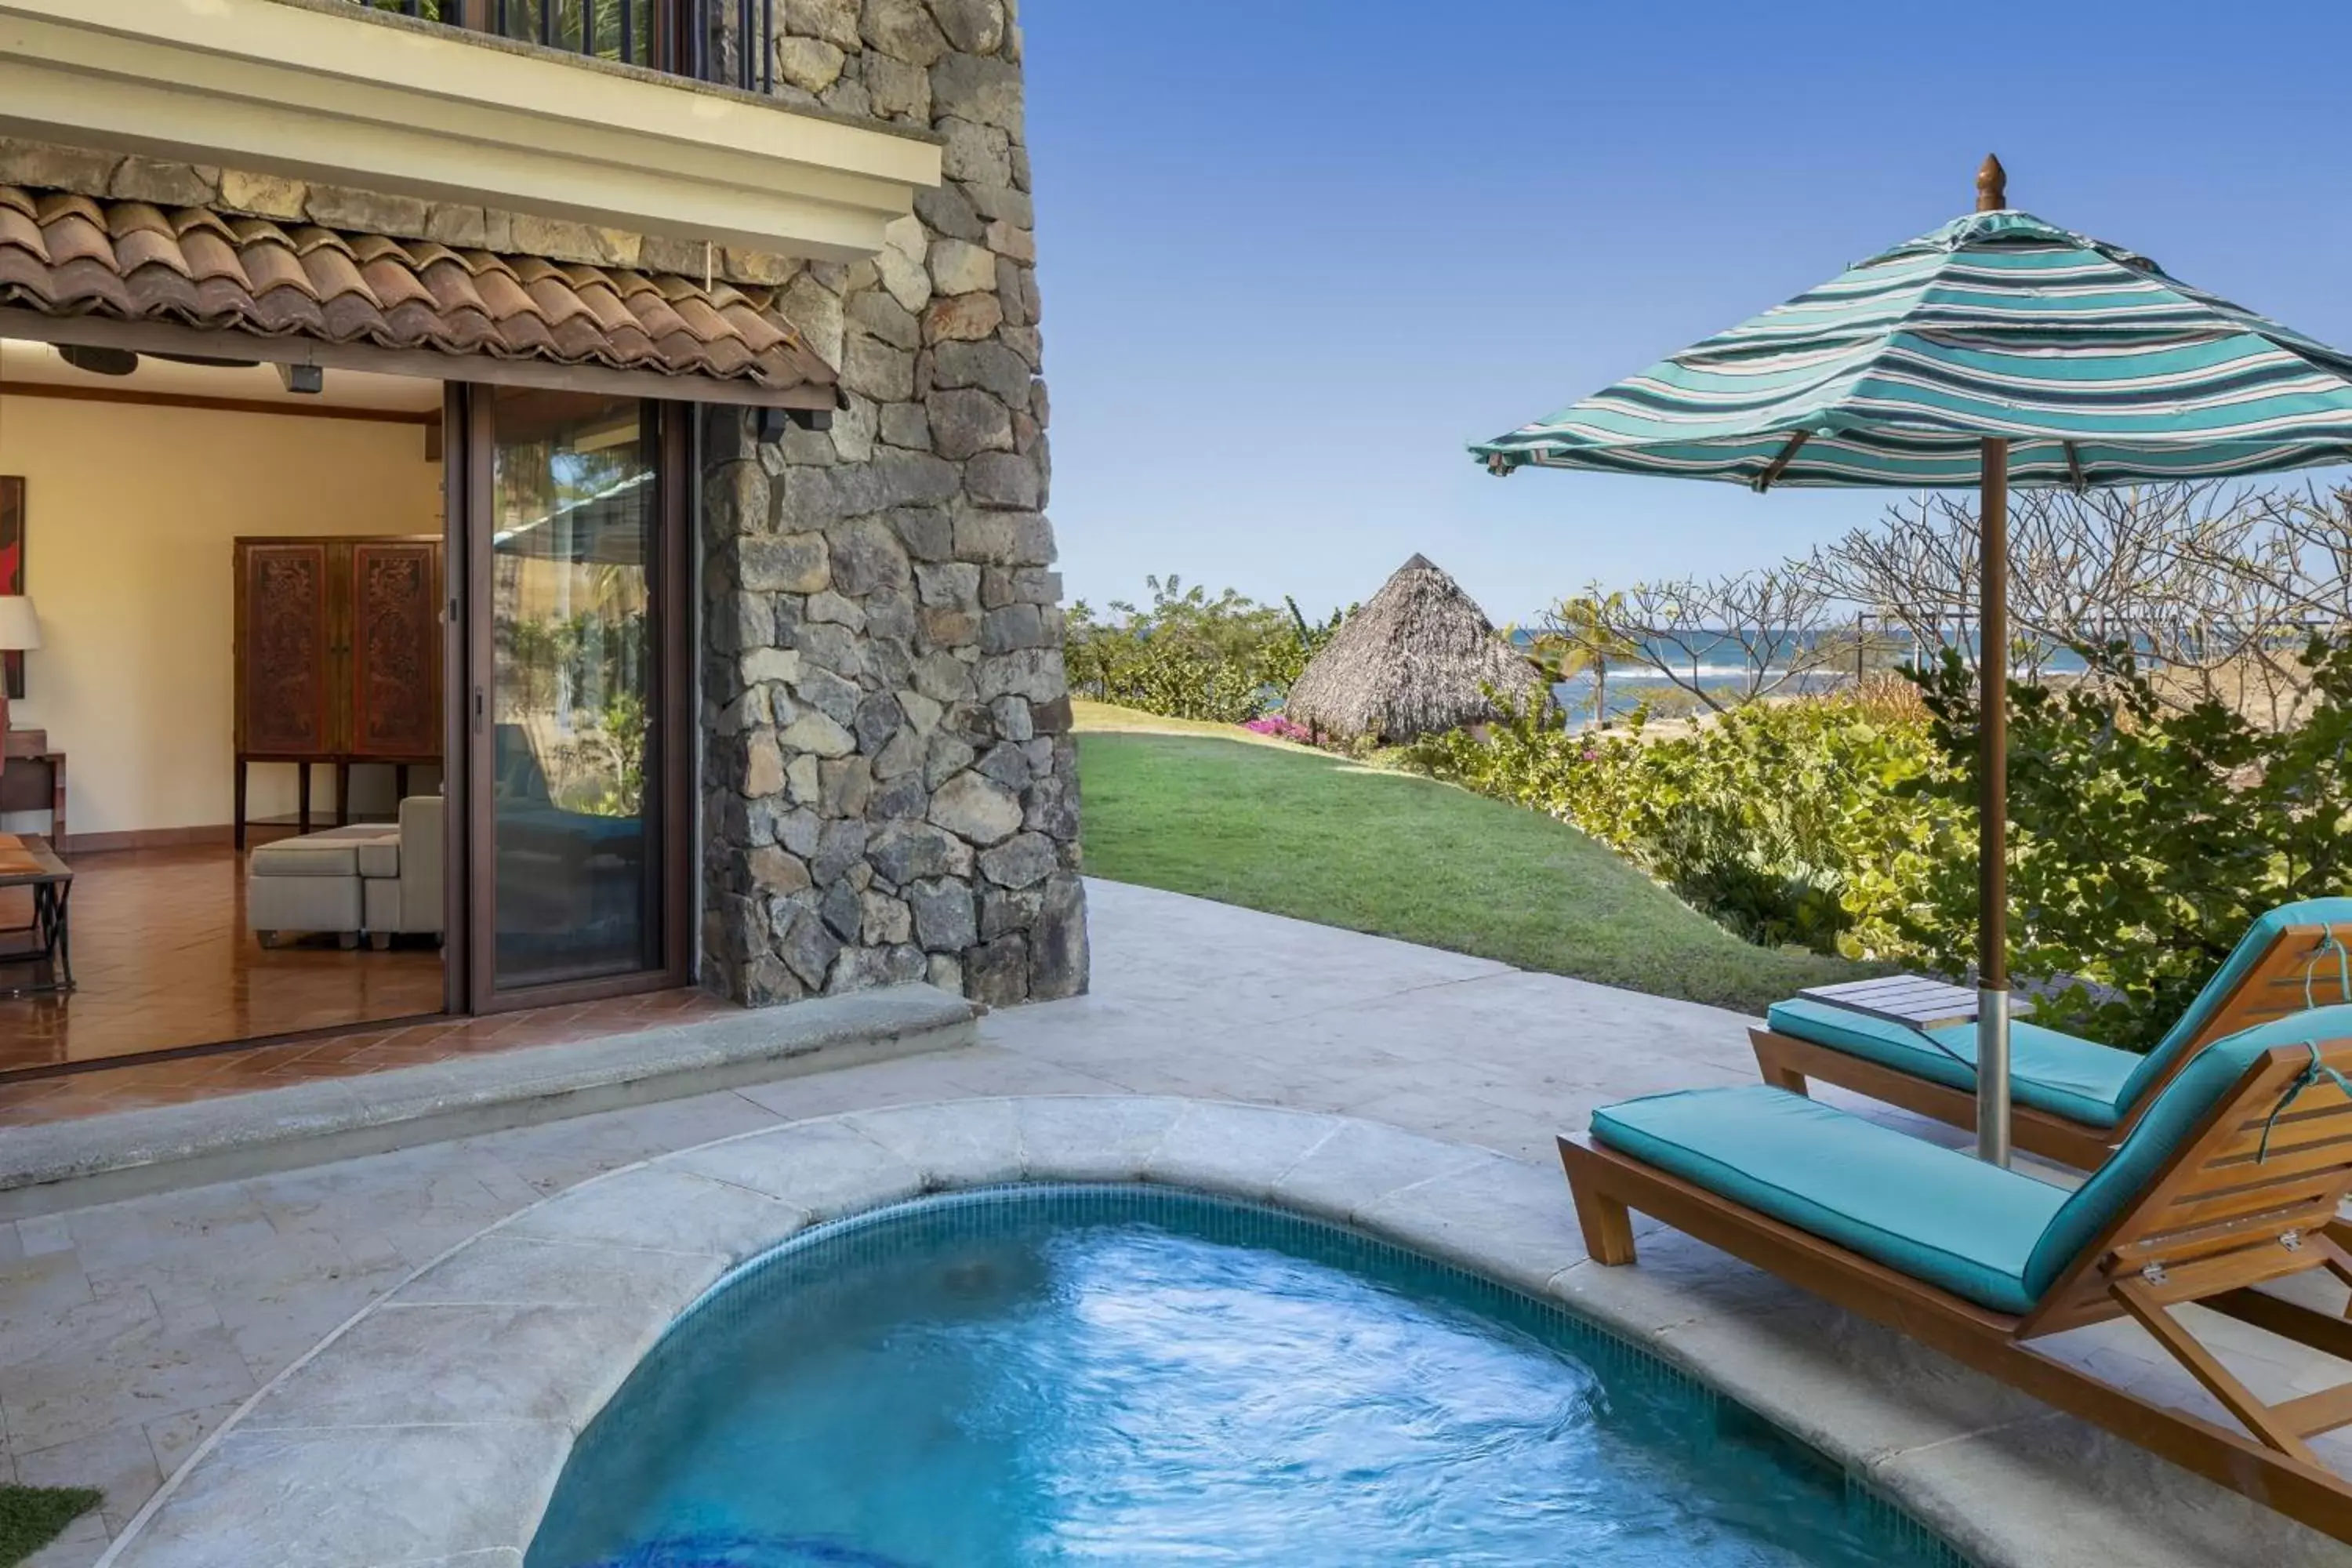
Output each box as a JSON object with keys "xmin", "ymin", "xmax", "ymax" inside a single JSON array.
[{"xmin": 1513, "ymin": 629, "xmax": 2099, "ymax": 725}]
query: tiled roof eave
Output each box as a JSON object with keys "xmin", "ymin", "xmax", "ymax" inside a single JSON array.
[
  {"xmin": 0, "ymin": 302, "xmax": 841, "ymax": 412},
  {"xmin": 0, "ymin": 185, "xmax": 840, "ymax": 405}
]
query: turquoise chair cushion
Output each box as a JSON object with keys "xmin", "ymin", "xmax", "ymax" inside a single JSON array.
[
  {"xmin": 1593, "ymin": 1005, "xmax": 2352, "ymax": 1314},
  {"xmin": 2122, "ymin": 897, "xmax": 2352, "ymax": 1105},
  {"xmin": 1766, "ymin": 896, "xmax": 2352, "ymax": 1126},
  {"xmin": 1591, "ymin": 1084, "xmax": 2071, "ymax": 1313},
  {"xmin": 1765, "ymin": 1000, "xmax": 2138, "ymax": 1127}
]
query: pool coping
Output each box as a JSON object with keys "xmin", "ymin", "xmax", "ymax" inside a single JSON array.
[{"xmin": 91, "ymin": 1095, "xmax": 2343, "ymax": 1568}]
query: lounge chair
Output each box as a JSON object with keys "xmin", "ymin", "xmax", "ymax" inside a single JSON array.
[
  {"xmin": 1561, "ymin": 1007, "xmax": 2352, "ymax": 1544},
  {"xmin": 1751, "ymin": 898, "xmax": 2352, "ymax": 1169}
]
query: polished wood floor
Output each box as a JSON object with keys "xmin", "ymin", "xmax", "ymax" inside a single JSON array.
[
  {"xmin": 0, "ymin": 840, "xmax": 445, "ymax": 1073},
  {"xmin": 0, "ymin": 841, "xmax": 735, "ymax": 1126}
]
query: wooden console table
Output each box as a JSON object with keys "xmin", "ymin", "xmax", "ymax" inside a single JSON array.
[{"xmin": 0, "ymin": 730, "xmax": 64, "ymax": 844}]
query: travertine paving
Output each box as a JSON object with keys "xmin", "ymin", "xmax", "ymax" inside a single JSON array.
[{"xmin": 3, "ymin": 879, "xmax": 2347, "ymax": 1566}]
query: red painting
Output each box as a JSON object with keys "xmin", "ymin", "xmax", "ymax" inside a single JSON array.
[{"xmin": 0, "ymin": 477, "xmax": 21, "ymax": 700}]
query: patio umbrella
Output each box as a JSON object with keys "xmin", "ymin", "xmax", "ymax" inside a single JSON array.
[{"xmin": 1472, "ymin": 157, "xmax": 2352, "ymax": 1166}]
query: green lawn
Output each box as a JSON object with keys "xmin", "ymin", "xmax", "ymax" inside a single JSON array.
[
  {"xmin": 2, "ymin": 1486, "xmax": 100, "ymax": 1567},
  {"xmin": 1076, "ymin": 731, "xmax": 1875, "ymax": 1015}
]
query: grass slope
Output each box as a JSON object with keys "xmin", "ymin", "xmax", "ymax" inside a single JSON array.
[
  {"xmin": 2, "ymin": 1486, "xmax": 101, "ymax": 1566},
  {"xmin": 1077, "ymin": 732, "xmax": 1871, "ymax": 1015}
]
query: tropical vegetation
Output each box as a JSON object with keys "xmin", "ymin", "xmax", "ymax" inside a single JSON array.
[
  {"xmin": 1406, "ymin": 638, "xmax": 2352, "ymax": 1051},
  {"xmin": 1064, "ymin": 575, "xmax": 1347, "ymax": 724},
  {"xmin": 1068, "ymin": 479, "xmax": 2352, "ymax": 1048}
]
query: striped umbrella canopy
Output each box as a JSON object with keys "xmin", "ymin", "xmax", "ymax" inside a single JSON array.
[
  {"xmin": 1473, "ymin": 201, "xmax": 2352, "ymax": 488},
  {"xmin": 1472, "ymin": 158, "xmax": 2352, "ymax": 1167}
]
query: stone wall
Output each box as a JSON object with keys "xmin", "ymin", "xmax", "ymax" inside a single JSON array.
[
  {"xmin": 0, "ymin": 0, "xmax": 1088, "ymax": 1009},
  {"xmin": 699, "ymin": 0, "xmax": 1087, "ymax": 1009}
]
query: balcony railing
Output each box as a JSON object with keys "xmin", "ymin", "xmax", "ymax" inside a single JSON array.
[{"xmin": 350, "ymin": 0, "xmax": 776, "ymax": 93}]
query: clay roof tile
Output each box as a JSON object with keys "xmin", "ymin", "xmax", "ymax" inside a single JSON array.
[
  {"xmin": 298, "ymin": 242, "xmax": 378, "ymax": 308},
  {"xmin": 48, "ymin": 256, "xmax": 134, "ymax": 314},
  {"xmin": 236, "ymin": 236, "xmax": 318, "ymax": 302},
  {"xmin": 0, "ymin": 201, "xmax": 47, "ymax": 266},
  {"xmin": 122, "ymin": 262, "xmax": 203, "ymax": 321},
  {"xmin": 174, "ymin": 227, "xmax": 252, "ymax": 291},
  {"xmin": 357, "ymin": 255, "xmax": 435, "ymax": 314},
  {"xmin": 34, "ymin": 206, "xmax": 116, "ymax": 273}
]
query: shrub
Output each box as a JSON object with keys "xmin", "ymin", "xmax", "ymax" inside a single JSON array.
[
  {"xmin": 1902, "ymin": 635, "xmax": 2352, "ymax": 1049},
  {"xmin": 1065, "ymin": 575, "xmax": 1347, "ymax": 724},
  {"xmin": 1242, "ymin": 715, "xmax": 1316, "ymax": 744},
  {"xmin": 1410, "ymin": 633, "xmax": 2352, "ymax": 1053},
  {"xmin": 1406, "ymin": 689, "xmax": 1950, "ymax": 954}
]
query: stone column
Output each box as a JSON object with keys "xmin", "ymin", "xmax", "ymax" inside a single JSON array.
[{"xmin": 699, "ymin": 0, "xmax": 1087, "ymax": 1009}]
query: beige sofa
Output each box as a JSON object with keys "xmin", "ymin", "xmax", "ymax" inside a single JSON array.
[
  {"xmin": 361, "ymin": 793, "xmax": 444, "ymax": 948},
  {"xmin": 248, "ymin": 794, "xmax": 443, "ymax": 949}
]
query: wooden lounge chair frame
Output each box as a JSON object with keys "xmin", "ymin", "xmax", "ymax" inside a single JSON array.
[
  {"xmin": 1563, "ymin": 1041, "xmax": 2352, "ymax": 1544},
  {"xmin": 1753, "ymin": 920, "xmax": 2352, "ymax": 1171}
]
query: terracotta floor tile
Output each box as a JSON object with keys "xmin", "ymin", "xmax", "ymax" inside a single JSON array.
[{"xmin": 0, "ymin": 843, "xmax": 733, "ymax": 1125}]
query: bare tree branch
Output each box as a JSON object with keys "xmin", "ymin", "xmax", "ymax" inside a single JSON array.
[
  {"xmin": 1589, "ymin": 568, "xmax": 1842, "ymax": 713},
  {"xmin": 1802, "ymin": 481, "xmax": 2351, "ymax": 728}
]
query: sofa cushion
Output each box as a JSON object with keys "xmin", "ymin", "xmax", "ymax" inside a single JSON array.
[
  {"xmin": 355, "ymin": 837, "xmax": 402, "ymax": 879},
  {"xmin": 249, "ymin": 826, "xmax": 389, "ymax": 879},
  {"xmin": 1592, "ymin": 1084, "xmax": 2071, "ymax": 1314},
  {"xmin": 245, "ymin": 871, "xmax": 361, "ymax": 933},
  {"xmin": 1766, "ymin": 999, "xmax": 2140, "ymax": 1127}
]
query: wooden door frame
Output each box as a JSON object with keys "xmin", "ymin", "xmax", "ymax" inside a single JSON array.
[
  {"xmin": 441, "ymin": 382, "xmax": 474, "ymax": 1015},
  {"xmin": 449, "ymin": 383, "xmax": 695, "ymax": 1016}
]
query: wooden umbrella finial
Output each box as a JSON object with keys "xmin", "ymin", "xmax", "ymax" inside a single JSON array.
[{"xmin": 1976, "ymin": 154, "xmax": 2008, "ymax": 212}]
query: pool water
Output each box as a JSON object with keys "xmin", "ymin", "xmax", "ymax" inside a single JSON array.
[{"xmin": 527, "ymin": 1185, "xmax": 1965, "ymax": 1568}]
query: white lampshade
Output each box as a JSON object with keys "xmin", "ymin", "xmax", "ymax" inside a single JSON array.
[{"xmin": 0, "ymin": 596, "xmax": 40, "ymax": 652}]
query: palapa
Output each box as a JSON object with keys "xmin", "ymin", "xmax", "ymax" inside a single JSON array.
[{"xmin": 1281, "ymin": 554, "xmax": 1545, "ymax": 744}]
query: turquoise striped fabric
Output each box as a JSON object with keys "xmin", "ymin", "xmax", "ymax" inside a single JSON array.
[{"xmin": 1471, "ymin": 210, "xmax": 2352, "ymax": 489}]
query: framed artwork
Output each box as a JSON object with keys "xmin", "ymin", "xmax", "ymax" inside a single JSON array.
[{"xmin": 0, "ymin": 477, "xmax": 20, "ymax": 700}]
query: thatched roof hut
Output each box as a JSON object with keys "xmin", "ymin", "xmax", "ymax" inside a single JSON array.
[{"xmin": 1282, "ymin": 554, "xmax": 1548, "ymax": 743}]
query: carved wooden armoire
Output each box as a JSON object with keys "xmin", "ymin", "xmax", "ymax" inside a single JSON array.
[{"xmin": 233, "ymin": 535, "xmax": 442, "ymax": 848}]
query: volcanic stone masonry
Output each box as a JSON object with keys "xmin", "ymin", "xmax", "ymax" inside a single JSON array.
[
  {"xmin": 0, "ymin": 0, "xmax": 1087, "ymax": 1011},
  {"xmin": 699, "ymin": 0, "xmax": 1089, "ymax": 1010}
]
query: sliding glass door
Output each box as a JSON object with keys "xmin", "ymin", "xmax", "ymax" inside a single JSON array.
[{"xmin": 453, "ymin": 387, "xmax": 690, "ymax": 1009}]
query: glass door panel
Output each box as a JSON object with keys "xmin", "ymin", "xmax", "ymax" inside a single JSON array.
[{"xmin": 484, "ymin": 388, "xmax": 662, "ymax": 990}]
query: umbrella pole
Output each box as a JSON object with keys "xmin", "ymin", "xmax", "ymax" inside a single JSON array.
[{"xmin": 1976, "ymin": 435, "xmax": 2013, "ymax": 1167}]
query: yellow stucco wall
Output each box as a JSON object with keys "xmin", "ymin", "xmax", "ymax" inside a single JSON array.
[{"xmin": 0, "ymin": 396, "xmax": 444, "ymax": 837}]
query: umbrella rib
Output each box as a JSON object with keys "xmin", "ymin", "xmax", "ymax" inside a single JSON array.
[
  {"xmin": 2063, "ymin": 440, "xmax": 2089, "ymax": 493},
  {"xmin": 1753, "ymin": 430, "xmax": 1809, "ymax": 492}
]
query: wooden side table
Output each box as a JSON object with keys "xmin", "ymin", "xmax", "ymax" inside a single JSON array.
[
  {"xmin": 0, "ymin": 833, "xmax": 72, "ymax": 996},
  {"xmin": 1795, "ymin": 975, "xmax": 2033, "ymax": 1033},
  {"xmin": 0, "ymin": 730, "xmax": 64, "ymax": 845}
]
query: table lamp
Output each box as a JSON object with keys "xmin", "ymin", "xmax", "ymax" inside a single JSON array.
[{"xmin": 0, "ymin": 595, "xmax": 39, "ymax": 768}]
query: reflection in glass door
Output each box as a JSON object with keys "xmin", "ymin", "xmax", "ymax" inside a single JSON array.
[{"xmin": 483, "ymin": 389, "xmax": 665, "ymax": 991}]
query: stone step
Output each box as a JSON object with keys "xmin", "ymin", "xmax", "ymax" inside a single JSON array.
[{"xmin": 0, "ymin": 984, "xmax": 979, "ymax": 1221}]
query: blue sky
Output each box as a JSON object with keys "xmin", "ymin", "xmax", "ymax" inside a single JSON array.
[{"xmin": 1020, "ymin": 0, "xmax": 2352, "ymax": 625}]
